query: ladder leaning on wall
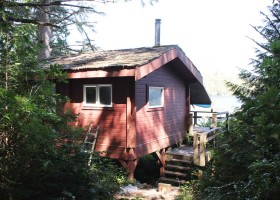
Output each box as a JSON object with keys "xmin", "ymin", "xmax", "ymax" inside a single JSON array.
[{"xmin": 80, "ymin": 124, "xmax": 99, "ymax": 165}]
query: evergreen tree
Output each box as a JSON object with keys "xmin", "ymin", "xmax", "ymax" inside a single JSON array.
[
  {"xmin": 0, "ymin": 1, "xmax": 125, "ymax": 199},
  {"xmin": 1, "ymin": 0, "xmax": 106, "ymax": 57},
  {"xmin": 194, "ymin": 2, "xmax": 280, "ymax": 200}
]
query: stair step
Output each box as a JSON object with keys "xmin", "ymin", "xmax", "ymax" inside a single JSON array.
[
  {"xmin": 166, "ymin": 151, "xmax": 193, "ymax": 157},
  {"xmin": 165, "ymin": 164, "xmax": 191, "ymax": 171},
  {"xmin": 159, "ymin": 177, "xmax": 185, "ymax": 185},
  {"xmin": 165, "ymin": 170, "xmax": 187, "ymax": 177},
  {"xmin": 168, "ymin": 158, "xmax": 193, "ymax": 164},
  {"xmin": 166, "ymin": 154, "xmax": 193, "ymax": 162}
]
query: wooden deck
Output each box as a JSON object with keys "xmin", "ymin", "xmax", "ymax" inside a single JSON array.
[
  {"xmin": 166, "ymin": 126, "xmax": 222, "ymax": 166},
  {"xmin": 159, "ymin": 112, "xmax": 229, "ymax": 185},
  {"xmin": 167, "ymin": 144, "xmax": 193, "ymax": 157}
]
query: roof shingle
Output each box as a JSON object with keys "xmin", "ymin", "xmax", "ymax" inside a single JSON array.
[{"xmin": 49, "ymin": 45, "xmax": 179, "ymax": 70}]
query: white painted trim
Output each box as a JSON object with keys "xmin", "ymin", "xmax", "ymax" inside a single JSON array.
[
  {"xmin": 148, "ymin": 86, "xmax": 164, "ymax": 108},
  {"xmin": 83, "ymin": 84, "xmax": 112, "ymax": 107}
]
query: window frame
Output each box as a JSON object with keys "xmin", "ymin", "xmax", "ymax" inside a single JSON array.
[
  {"xmin": 148, "ymin": 86, "xmax": 164, "ymax": 108},
  {"xmin": 83, "ymin": 84, "xmax": 113, "ymax": 107}
]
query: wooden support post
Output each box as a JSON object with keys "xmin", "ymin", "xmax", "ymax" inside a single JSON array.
[
  {"xmin": 152, "ymin": 149, "xmax": 166, "ymax": 177},
  {"xmin": 193, "ymin": 133, "xmax": 199, "ymax": 166},
  {"xmin": 119, "ymin": 159, "xmax": 138, "ymax": 181},
  {"xmin": 188, "ymin": 113, "xmax": 194, "ymax": 136},
  {"xmin": 211, "ymin": 113, "xmax": 217, "ymax": 128},
  {"xmin": 160, "ymin": 149, "xmax": 166, "ymax": 176},
  {"xmin": 199, "ymin": 134, "xmax": 207, "ymax": 166}
]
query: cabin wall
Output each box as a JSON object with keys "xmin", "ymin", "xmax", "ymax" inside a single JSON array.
[
  {"xmin": 57, "ymin": 77, "xmax": 135, "ymax": 160},
  {"xmin": 135, "ymin": 63, "xmax": 188, "ymax": 157}
]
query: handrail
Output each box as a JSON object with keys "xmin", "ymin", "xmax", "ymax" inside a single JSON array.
[
  {"xmin": 193, "ymin": 127, "xmax": 222, "ymax": 166},
  {"xmin": 189, "ymin": 110, "xmax": 229, "ymax": 130},
  {"xmin": 188, "ymin": 111, "xmax": 229, "ymax": 167}
]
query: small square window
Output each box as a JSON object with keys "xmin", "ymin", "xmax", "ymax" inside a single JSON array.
[
  {"xmin": 148, "ymin": 86, "xmax": 164, "ymax": 108},
  {"xmin": 83, "ymin": 84, "xmax": 112, "ymax": 107},
  {"xmin": 85, "ymin": 86, "xmax": 96, "ymax": 104}
]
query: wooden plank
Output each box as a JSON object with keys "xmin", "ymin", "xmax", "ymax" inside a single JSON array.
[
  {"xmin": 188, "ymin": 113, "xmax": 193, "ymax": 135},
  {"xmin": 199, "ymin": 134, "xmax": 206, "ymax": 166},
  {"xmin": 193, "ymin": 133, "xmax": 199, "ymax": 165},
  {"xmin": 165, "ymin": 164, "xmax": 191, "ymax": 171},
  {"xmin": 158, "ymin": 177, "xmax": 185, "ymax": 185},
  {"xmin": 168, "ymin": 158, "xmax": 192, "ymax": 164},
  {"xmin": 165, "ymin": 170, "xmax": 187, "ymax": 177},
  {"xmin": 211, "ymin": 113, "xmax": 217, "ymax": 128},
  {"xmin": 206, "ymin": 134, "xmax": 216, "ymax": 142}
]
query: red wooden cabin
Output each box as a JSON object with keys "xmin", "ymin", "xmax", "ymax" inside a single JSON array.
[{"xmin": 52, "ymin": 45, "xmax": 211, "ymax": 179}]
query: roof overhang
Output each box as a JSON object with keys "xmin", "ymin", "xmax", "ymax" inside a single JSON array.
[
  {"xmin": 190, "ymin": 82, "xmax": 211, "ymax": 104},
  {"xmin": 49, "ymin": 45, "xmax": 211, "ymax": 104},
  {"xmin": 135, "ymin": 46, "xmax": 211, "ymax": 104}
]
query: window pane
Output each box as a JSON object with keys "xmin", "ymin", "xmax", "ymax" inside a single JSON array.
[
  {"xmin": 86, "ymin": 87, "xmax": 96, "ymax": 104},
  {"xmin": 99, "ymin": 86, "xmax": 112, "ymax": 105},
  {"xmin": 149, "ymin": 87, "xmax": 163, "ymax": 107}
]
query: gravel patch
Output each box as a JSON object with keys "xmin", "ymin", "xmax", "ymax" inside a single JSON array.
[{"xmin": 114, "ymin": 183, "xmax": 180, "ymax": 200}]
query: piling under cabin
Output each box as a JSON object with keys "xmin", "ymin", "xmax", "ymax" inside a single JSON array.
[{"xmin": 51, "ymin": 45, "xmax": 211, "ymax": 179}]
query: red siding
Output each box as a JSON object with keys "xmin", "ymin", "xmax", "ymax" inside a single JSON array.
[
  {"xmin": 59, "ymin": 77, "xmax": 135, "ymax": 160},
  {"xmin": 135, "ymin": 62, "xmax": 187, "ymax": 157}
]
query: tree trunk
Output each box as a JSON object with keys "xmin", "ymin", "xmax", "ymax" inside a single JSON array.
[{"xmin": 38, "ymin": 0, "xmax": 51, "ymax": 60}]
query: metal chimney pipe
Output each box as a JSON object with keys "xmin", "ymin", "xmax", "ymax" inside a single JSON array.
[{"xmin": 155, "ymin": 19, "xmax": 161, "ymax": 46}]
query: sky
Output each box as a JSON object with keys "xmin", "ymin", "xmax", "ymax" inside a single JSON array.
[{"xmin": 70, "ymin": 0, "xmax": 271, "ymax": 76}]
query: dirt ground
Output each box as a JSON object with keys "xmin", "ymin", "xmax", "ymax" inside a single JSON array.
[{"xmin": 114, "ymin": 183, "xmax": 180, "ymax": 200}]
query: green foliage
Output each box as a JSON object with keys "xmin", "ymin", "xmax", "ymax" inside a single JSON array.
[
  {"xmin": 197, "ymin": 115, "xmax": 226, "ymax": 129},
  {"xmin": 88, "ymin": 154, "xmax": 127, "ymax": 199},
  {"xmin": 0, "ymin": 9, "xmax": 126, "ymax": 200},
  {"xmin": 193, "ymin": 2, "xmax": 280, "ymax": 200},
  {"xmin": 175, "ymin": 181, "xmax": 195, "ymax": 200}
]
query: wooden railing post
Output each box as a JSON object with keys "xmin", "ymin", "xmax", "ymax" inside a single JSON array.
[
  {"xmin": 188, "ymin": 113, "xmax": 193, "ymax": 135},
  {"xmin": 193, "ymin": 133, "xmax": 199, "ymax": 165},
  {"xmin": 194, "ymin": 111, "xmax": 198, "ymax": 126},
  {"xmin": 211, "ymin": 113, "xmax": 217, "ymax": 128},
  {"xmin": 199, "ymin": 134, "xmax": 206, "ymax": 166}
]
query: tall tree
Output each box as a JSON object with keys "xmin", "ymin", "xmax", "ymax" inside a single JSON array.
[
  {"xmin": 0, "ymin": 1, "xmax": 125, "ymax": 199},
  {"xmin": 1, "ymin": 0, "xmax": 108, "ymax": 58},
  {"xmin": 38, "ymin": 0, "xmax": 52, "ymax": 60},
  {"xmin": 194, "ymin": 2, "xmax": 280, "ymax": 200}
]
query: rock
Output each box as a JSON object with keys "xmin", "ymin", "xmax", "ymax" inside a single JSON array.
[{"xmin": 119, "ymin": 184, "xmax": 138, "ymax": 194}]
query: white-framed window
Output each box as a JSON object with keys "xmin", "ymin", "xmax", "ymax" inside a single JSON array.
[
  {"xmin": 83, "ymin": 84, "xmax": 112, "ymax": 107},
  {"xmin": 148, "ymin": 86, "xmax": 164, "ymax": 108}
]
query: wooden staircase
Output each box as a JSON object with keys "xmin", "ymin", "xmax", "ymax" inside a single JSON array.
[
  {"xmin": 158, "ymin": 111, "xmax": 229, "ymax": 186},
  {"xmin": 159, "ymin": 147, "xmax": 194, "ymax": 186}
]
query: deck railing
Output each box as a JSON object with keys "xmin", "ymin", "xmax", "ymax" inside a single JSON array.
[
  {"xmin": 188, "ymin": 111, "xmax": 229, "ymax": 133},
  {"xmin": 188, "ymin": 111, "xmax": 229, "ymax": 166},
  {"xmin": 192, "ymin": 127, "xmax": 221, "ymax": 166}
]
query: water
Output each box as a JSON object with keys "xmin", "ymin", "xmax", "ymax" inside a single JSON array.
[
  {"xmin": 210, "ymin": 95, "xmax": 241, "ymax": 113},
  {"xmin": 192, "ymin": 95, "xmax": 241, "ymax": 114}
]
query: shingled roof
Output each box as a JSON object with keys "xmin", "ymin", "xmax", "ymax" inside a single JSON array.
[
  {"xmin": 50, "ymin": 45, "xmax": 184, "ymax": 70},
  {"xmin": 50, "ymin": 45, "xmax": 211, "ymax": 104}
]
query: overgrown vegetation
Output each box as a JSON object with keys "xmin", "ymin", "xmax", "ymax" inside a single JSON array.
[
  {"xmin": 0, "ymin": 1, "xmax": 128, "ymax": 199},
  {"xmin": 190, "ymin": 2, "xmax": 280, "ymax": 199}
]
